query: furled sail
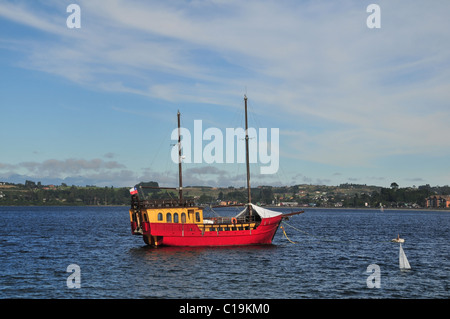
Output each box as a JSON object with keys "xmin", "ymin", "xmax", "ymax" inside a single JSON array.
[
  {"xmin": 399, "ymin": 243, "xmax": 411, "ymax": 270},
  {"xmin": 235, "ymin": 204, "xmax": 282, "ymax": 219}
]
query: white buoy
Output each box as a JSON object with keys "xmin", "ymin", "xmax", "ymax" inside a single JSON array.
[{"xmin": 392, "ymin": 234, "xmax": 405, "ymax": 243}]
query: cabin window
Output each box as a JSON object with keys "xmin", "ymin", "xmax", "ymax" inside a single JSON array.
[
  {"xmin": 181, "ymin": 213, "xmax": 186, "ymax": 224},
  {"xmin": 174, "ymin": 213, "xmax": 179, "ymax": 223},
  {"xmin": 158, "ymin": 213, "xmax": 163, "ymax": 221},
  {"xmin": 195, "ymin": 212, "xmax": 200, "ymax": 223},
  {"xmin": 166, "ymin": 213, "xmax": 172, "ymax": 223}
]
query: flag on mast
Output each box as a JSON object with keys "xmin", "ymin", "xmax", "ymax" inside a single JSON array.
[{"xmin": 129, "ymin": 187, "xmax": 138, "ymax": 195}]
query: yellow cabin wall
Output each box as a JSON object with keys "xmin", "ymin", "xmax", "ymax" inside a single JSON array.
[{"xmin": 129, "ymin": 207, "xmax": 204, "ymax": 224}]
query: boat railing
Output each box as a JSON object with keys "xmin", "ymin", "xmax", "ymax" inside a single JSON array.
[
  {"xmin": 203, "ymin": 215, "xmax": 256, "ymax": 225},
  {"xmin": 131, "ymin": 195, "xmax": 197, "ymax": 209}
]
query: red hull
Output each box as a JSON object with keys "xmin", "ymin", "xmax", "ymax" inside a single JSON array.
[{"xmin": 133, "ymin": 215, "xmax": 283, "ymax": 247}]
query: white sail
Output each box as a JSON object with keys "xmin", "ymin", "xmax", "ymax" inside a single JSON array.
[
  {"xmin": 399, "ymin": 243, "xmax": 411, "ymax": 270},
  {"xmin": 235, "ymin": 204, "xmax": 282, "ymax": 219}
]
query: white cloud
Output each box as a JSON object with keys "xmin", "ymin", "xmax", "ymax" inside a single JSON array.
[
  {"xmin": 0, "ymin": 158, "xmax": 126, "ymax": 177},
  {"xmin": 1, "ymin": 0, "xmax": 450, "ymax": 186},
  {"xmin": 0, "ymin": 1, "xmax": 66, "ymax": 35}
]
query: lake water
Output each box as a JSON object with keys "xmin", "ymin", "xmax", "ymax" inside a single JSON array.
[{"xmin": 0, "ymin": 206, "xmax": 448, "ymax": 301}]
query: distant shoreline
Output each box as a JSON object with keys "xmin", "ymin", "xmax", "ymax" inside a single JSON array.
[
  {"xmin": 0, "ymin": 204, "xmax": 128, "ymax": 208},
  {"xmin": 0, "ymin": 204, "xmax": 448, "ymax": 213},
  {"xmin": 264, "ymin": 205, "xmax": 449, "ymax": 212}
]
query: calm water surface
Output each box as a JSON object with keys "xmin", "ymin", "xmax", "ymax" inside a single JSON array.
[{"xmin": 0, "ymin": 206, "xmax": 448, "ymax": 299}]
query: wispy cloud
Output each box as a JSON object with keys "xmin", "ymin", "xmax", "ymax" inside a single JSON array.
[
  {"xmin": 1, "ymin": 0, "xmax": 449, "ymax": 186},
  {"xmin": 0, "ymin": 158, "xmax": 125, "ymax": 176},
  {"xmin": 0, "ymin": 157, "xmax": 137, "ymax": 187},
  {"xmin": 0, "ymin": 1, "xmax": 67, "ymax": 35}
]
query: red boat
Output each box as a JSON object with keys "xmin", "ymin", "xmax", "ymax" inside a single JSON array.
[{"xmin": 129, "ymin": 96, "xmax": 303, "ymax": 246}]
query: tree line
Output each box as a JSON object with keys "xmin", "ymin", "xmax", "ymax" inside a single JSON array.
[
  {"xmin": 1, "ymin": 180, "xmax": 448, "ymax": 208},
  {"xmin": 0, "ymin": 181, "xmax": 132, "ymax": 206}
]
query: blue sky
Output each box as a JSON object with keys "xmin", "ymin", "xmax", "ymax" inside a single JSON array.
[{"xmin": 1, "ymin": 0, "xmax": 449, "ymax": 188}]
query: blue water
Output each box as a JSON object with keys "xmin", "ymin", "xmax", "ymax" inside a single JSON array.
[{"xmin": 0, "ymin": 206, "xmax": 448, "ymax": 299}]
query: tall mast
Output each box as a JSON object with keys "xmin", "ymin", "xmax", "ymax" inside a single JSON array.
[
  {"xmin": 177, "ymin": 110, "xmax": 183, "ymax": 202},
  {"xmin": 244, "ymin": 95, "xmax": 252, "ymax": 216}
]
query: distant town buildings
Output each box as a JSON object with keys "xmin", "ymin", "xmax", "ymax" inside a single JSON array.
[
  {"xmin": 218, "ymin": 201, "xmax": 239, "ymax": 206},
  {"xmin": 1, "ymin": 180, "xmax": 450, "ymax": 209},
  {"xmin": 425, "ymin": 195, "xmax": 450, "ymax": 208},
  {"xmin": 280, "ymin": 202, "xmax": 298, "ymax": 207}
]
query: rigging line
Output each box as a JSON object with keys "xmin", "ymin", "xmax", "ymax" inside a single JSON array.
[
  {"xmin": 281, "ymin": 220, "xmax": 337, "ymax": 242},
  {"xmin": 280, "ymin": 225, "xmax": 297, "ymax": 244},
  {"xmin": 246, "ymin": 97, "xmax": 289, "ymax": 188},
  {"xmin": 167, "ymin": 189, "xmax": 175, "ymax": 200},
  {"xmin": 228, "ymin": 98, "xmax": 245, "ymax": 129},
  {"xmin": 148, "ymin": 123, "xmax": 175, "ymax": 169},
  {"xmin": 230, "ymin": 101, "xmax": 245, "ymax": 186},
  {"xmin": 281, "ymin": 221, "xmax": 394, "ymax": 244},
  {"xmin": 163, "ymin": 145, "xmax": 174, "ymax": 184},
  {"xmin": 205, "ymin": 204, "xmax": 221, "ymax": 217},
  {"xmin": 220, "ymin": 98, "xmax": 241, "ymax": 179}
]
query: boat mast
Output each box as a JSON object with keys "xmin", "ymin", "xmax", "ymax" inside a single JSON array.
[
  {"xmin": 177, "ymin": 110, "xmax": 183, "ymax": 202},
  {"xmin": 244, "ymin": 95, "xmax": 252, "ymax": 216}
]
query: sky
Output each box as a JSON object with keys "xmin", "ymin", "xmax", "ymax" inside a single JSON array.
[{"xmin": 1, "ymin": 0, "xmax": 449, "ymax": 188}]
